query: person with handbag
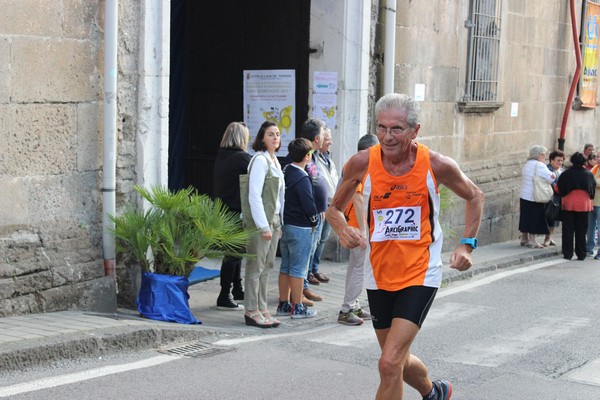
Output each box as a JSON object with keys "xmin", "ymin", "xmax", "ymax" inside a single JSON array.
[
  {"xmin": 213, "ymin": 122, "xmax": 252, "ymax": 310},
  {"xmin": 519, "ymin": 145, "xmax": 555, "ymax": 248},
  {"xmin": 543, "ymin": 150, "xmax": 565, "ymax": 247},
  {"xmin": 557, "ymin": 152, "xmax": 595, "ymax": 260},
  {"xmin": 243, "ymin": 121, "xmax": 285, "ymax": 328}
]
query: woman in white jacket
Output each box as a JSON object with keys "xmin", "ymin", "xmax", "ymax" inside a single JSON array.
[
  {"xmin": 244, "ymin": 121, "xmax": 285, "ymax": 328},
  {"xmin": 519, "ymin": 145, "xmax": 555, "ymax": 248}
]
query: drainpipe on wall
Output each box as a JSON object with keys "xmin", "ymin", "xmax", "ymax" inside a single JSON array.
[
  {"xmin": 383, "ymin": 0, "xmax": 396, "ymax": 94},
  {"xmin": 559, "ymin": 0, "xmax": 582, "ymax": 151},
  {"xmin": 102, "ymin": 0, "xmax": 118, "ymax": 278}
]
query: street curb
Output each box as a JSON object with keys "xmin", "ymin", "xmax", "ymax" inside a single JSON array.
[{"xmin": 0, "ymin": 325, "xmax": 219, "ymax": 372}]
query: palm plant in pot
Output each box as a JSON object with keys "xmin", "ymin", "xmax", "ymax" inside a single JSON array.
[{"xmin": 110, "ymin": 185, "xmax": 256, "ymax": 324}]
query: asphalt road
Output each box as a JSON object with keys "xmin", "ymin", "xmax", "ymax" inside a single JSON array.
[{"xmin": 1, "ymin": 257, "xmax": 599, "ymax": 400}]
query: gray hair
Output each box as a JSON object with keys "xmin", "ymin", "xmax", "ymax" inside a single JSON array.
[
  {"xmin": 357, "ymin": 134, "xmax": 379, "ymax": 151},
  {"xmin": 300, "ymin": 118, "xmax": 326, "ymax": 142},
  {"xmin": 528, "ymin": 145, "xmax": 547, "ymax": 160},
  {"xmin": 220, "ymin": 122, "xmax": 249, "ymax": 150},
  {"xmin": 374, "ymin": 93, "xmax": 421, "ymax": 128}
]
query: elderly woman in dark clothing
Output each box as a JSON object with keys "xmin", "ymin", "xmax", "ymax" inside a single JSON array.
[
  {"xmin": 557, "ymin": 152, "xmax": 596, "ymax": 260},
  {"xmin": 519, "ymin": 145, "xmax": 555, "ymax": 248},
  {"xmin": 213, "ymin": 122, "xmax": 252, "ymax": 310}
]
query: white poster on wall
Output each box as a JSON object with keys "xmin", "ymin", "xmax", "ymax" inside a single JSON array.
[
  {"xmin": 243, "ymin": 69, "xmax": 295, "ymax": 156},
  {"xmin": 313, "ymin": 71, "xmax": 338, "ymax": 128}
]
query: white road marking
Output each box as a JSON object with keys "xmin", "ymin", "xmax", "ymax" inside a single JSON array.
[
  {"xmin": 437, "ymin": 258, "xmax": 565, "ymax": 299},
  {"xmin": 309, "ymin": 324, "xmax": 378, "ymax": 347},
  {"xmin": 448, "ymin": 317, "xmax": 590, "ymax": 367},
  {"xmin": 424, "ymin": 302, "xmax": 492, "ymax": 328},
  {"xmin": 565, "ymin": 358, "xmax": 600, "ymax": 386},
  {"xmin": 214, "ymin": 324, "xmax": 335, "ymax": 346},
  {"xmin": 0, "ymin": 355, "xmax": 181, "ymax": 398}
]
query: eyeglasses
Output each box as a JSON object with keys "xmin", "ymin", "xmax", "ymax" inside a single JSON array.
[
  {"xmin": 376, "ymin": 125, "xmax": 413, "ymax": 136},
  {"xmin": 307, "ymin": 149, "xmax": 316, "ymax": 157}
]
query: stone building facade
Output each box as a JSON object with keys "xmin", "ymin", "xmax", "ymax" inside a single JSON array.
[{"xmin": 0, "ymin": 0, "xmax": 598, "ymax": 316}]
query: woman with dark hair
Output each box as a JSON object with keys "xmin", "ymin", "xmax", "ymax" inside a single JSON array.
[
  {"xmin": 557, "ymin": 152, "xmax": 595, "ymax": 260},
  {"xmin": 213, "ymin": 122, "xmax": 251, "ymax": 310},
  {"xmin": 519, "ymin": 145, "xmax": 555, "ymax": 248},
  {"xmin": 543, "ymin": 150, "xmax": 565, "ymax": 247},
  {"xmin": 244, "ymin": 121, "xmax": 285, "ymax": 328},
  {"xmin": 585, "ymin": 152, "xmax": 598, "ymax": 170}
]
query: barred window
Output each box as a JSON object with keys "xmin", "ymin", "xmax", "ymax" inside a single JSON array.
[{"xmin": 463, "ymin": 0, "xmax": 503, "ymax": 104}]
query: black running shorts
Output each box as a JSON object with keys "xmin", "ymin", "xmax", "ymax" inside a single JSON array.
[{"xmin": 367, "ymin": 286, "xmax": 438, "ymax": 329}]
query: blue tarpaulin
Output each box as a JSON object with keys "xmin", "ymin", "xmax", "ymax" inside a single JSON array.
[
  {"xmin": 188, "ymin": 266, "xmax": 220, "ymax": 285},
  {"xmin": 137, "ymin": 272, "xmax": 201, "ymax": 324}
]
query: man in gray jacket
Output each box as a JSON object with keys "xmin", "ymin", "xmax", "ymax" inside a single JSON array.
[{"xmin": 309, "ymin": 127, "xmax": 339, "ymax": 285}]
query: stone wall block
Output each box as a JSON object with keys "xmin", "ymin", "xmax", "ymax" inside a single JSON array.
[
  {"xmin": 0, "ymin": 258, "xmax": 49, "ymax": 278},
  {"xmin": 63, "ymin": 0, "xmax": 100, "ymax": 39},
  {"xmin": 51, "ymin": 261, "xmax": 104, "ymax": 287},
  {"xmin": 0, "ymin": 178, "xmax": 29, "ymax": 227},
  {"xmin": 0, "ymin": 278, "xmax": 15, "ymax": 299},
  {"xmin": 38, "ymin": 278, "xmax": 117, "ymax": 314},
  {"xmin": 0, "ymin": 38, "xmax": 10, "ymax": 104},
  {"xmin": 0, "ymin": 294, "xmax": 41, "ymax": 317},
  {"xmin": 1, "ymin": 104, "xmax": 77, "ymax": 176},
  {"xmin": 0, "ymin": 276, "xmax": 116, "ymax": 317},
  {"xmin": 76, "ymin": 103, "xmax": 101, "ymax": 172},
  {"xmin": 27, "ymin": 173, "xmax": 100, "ymax": 236},
  {"xmin": 11, "ymin": 38, "xmax": 99, "ymax": 103},
  {"xmin": 13, "ymin": 270, "xmax": 54, "ymax": 297},
  {"xmin": 0, "ymin": 0, "xmax": 61, "ymax": 36}
]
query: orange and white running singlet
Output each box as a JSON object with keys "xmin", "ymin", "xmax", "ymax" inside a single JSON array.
[{"xmin": 363, "ymin": 143, "xmax": 443, "ymax": 291}]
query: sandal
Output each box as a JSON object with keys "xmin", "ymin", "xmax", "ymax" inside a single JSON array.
[
  {"xmin": 244, "ymin": 311, "xmax": 273, "ymax": 329},
  {"xmin": 260, "ymin": 311, "xmax": 280, "ymax": 328},
  {"xmin": 527, "ymin": 242, "xmax": 543, "ymax": 249},
  {"xmin": 519, "ymin": 235, "xmax": 528, "ymax": 246}
]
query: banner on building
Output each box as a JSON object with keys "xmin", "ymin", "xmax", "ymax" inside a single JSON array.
[
  {"xmin": 243, "ymin": 69, "xmax": 295, "ymax": 155},
  {"xmin": 581, "ymin": 2, "xmax": 600, "ymax": 108},
  {"xmin": 313, "ymin": 71, "xmax": 338, "ymax": 128}
]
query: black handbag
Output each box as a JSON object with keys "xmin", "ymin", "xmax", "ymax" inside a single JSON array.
[{"xmin": 544, "ymin": 195, "xmax": 561, "ymax": 222}]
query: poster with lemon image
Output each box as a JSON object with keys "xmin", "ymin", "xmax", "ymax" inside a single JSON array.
[
  {"xmin": 243, "ymin": 69, "xmax": 295, "ymax": 156},
  {"xmin": 313, "ymin": 71, "xmax": 338, "ymax": 128}
]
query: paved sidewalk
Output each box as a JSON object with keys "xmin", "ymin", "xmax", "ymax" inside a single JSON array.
[{"xmin": 0, "ymin": 238, "xmax": 564, "ymax": 371}]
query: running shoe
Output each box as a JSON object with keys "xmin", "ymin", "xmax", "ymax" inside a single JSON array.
[
  {"xmin": 351, "ymin": 307, "xmax": 372, "ymax": 320},
  {"xmin": 276, "ymin": 301, "xmax": 292, "ymax": 316},
  {"xmin": 428, "ymin": 380, "xmax": 452, "ymax": 400},
  {"xmin": 291, "ymin": 303, "xmax": 317, "ymax": 319},
  {"xmin": 337, "ymin": 310, "xmax": 363, "ymax": 325}
]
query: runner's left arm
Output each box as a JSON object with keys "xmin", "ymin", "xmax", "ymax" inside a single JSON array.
[{"xmin": 430, "ymin": 152, "xmax": 484, "ymax": 271}]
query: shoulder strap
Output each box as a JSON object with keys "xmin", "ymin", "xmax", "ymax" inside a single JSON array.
[{"xmin": 248, "ymin": 153, "xmax": 273, "ymax": 177}]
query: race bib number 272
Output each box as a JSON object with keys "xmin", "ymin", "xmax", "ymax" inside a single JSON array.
[{"xmin": 371, "ymin": 206, "xmax": 421, "ymax": 242}]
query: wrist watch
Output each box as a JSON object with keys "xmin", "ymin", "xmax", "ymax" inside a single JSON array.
[{"xmin": 459, "ymin": 237, "xmax": 478, "ymax": 249}]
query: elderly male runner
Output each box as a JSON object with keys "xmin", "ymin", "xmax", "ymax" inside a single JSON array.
[{"xmin": 326, "ymin": 93, "xmax": 484, "ymax": 400}]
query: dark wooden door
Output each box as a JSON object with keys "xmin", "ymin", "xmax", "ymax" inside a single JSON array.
[{"xmin": 170, "ymin": 0, "xmax": 310, "ymax": 196}]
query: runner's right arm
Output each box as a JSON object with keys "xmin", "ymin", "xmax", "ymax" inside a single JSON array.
[{"xmin": 326, "ymin": 150, "xmax": 369, "ymax": 249}]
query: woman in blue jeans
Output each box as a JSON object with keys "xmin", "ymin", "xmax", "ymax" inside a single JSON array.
[
  {"xmin": 277, "ymin": 138, "xmax": 319, "ymax": 319},
  {"xmin": 586, "ymin": 152, "xmax": 600, "ymax": 255}
]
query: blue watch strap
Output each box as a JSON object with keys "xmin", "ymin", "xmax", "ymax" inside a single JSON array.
[{"xmin": 459, "ymin": 237, "xmax": 478, "ymax": 249}]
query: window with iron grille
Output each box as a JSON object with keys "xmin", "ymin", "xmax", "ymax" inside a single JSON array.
[{"xmin": 460, "ymin": 0, "xmax": 503, "ymax": 112}]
